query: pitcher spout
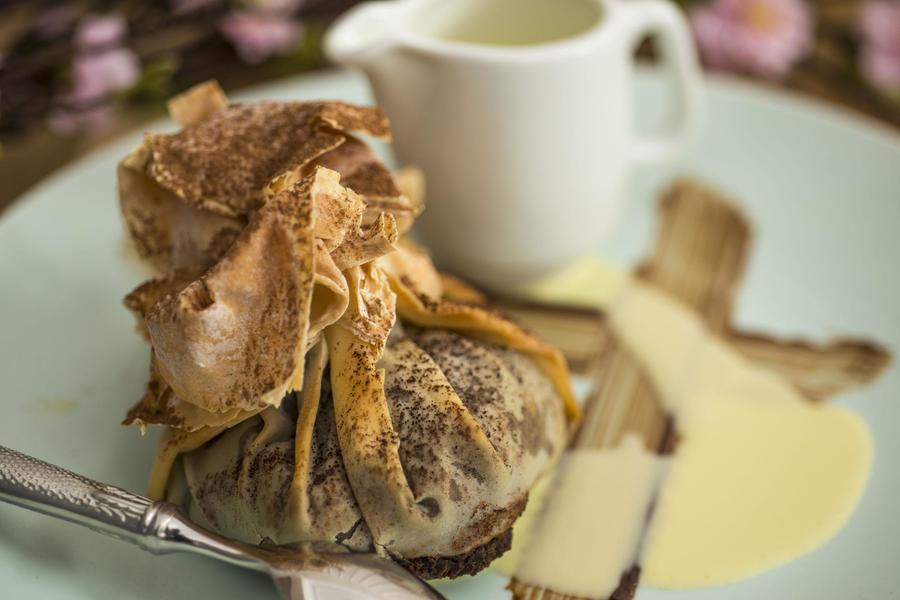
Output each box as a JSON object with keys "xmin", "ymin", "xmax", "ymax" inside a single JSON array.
[{"xmin": 326, "ymin": 2, "xmax": 403, "ymax": 66}]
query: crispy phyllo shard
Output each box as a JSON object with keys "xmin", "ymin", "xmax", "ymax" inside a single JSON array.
[
  {"xmin": 119, "ymin": 87, "xmax": 402, "ymax": 273},
  {"xmin": 118, "ymin": 143, "xmax": 246, "ymax": 273},
  {"xmin": 145, "ymin": 172, "xmax": 318, "ymax": 415},
  {"xmin": 144, "ymin": 100, "xmax": 391, "ymax": 217},
  {"xmin": 122, "ymin": 352, "xmax": 255, "ymax": 433},
  {"xmin": 393, "ymin": 166, "xmax": 425, "ymax": 208},
  {"xmin": 388, "ymin": 166, "xmax": 426, "ymax": 234},
  {"xmin": 309, "ymin": 167, "xmax": 367, "ymax": 249},
  {"xmin": 440, "ymin": 272, "xmax": 489, "ymax": 306},
  {"xmin": 336, "ymin": 262, "xmax": 397, "ymax": 347},
  {"xmin": 123, "ymin": 270, "xmax": 200, "ymax": 338},
  {"xmin": 119, "ymin": 85, "xmax": 414, "ymax": 430},
  {"xmin": 167, "ymin": 80, "xmax": 228, "ymax": 128},
  {"xmin": 307, "ymin": 137, "xmax": 420, "ymax": 235},
  {"xmin": 316, "ymin": 136, "xmax": 399, "ymax": 203},
  {"xmin": 378, "ymin": 239, "xmax": 444, "ymax": 300},
  {"xmin": 333, "ymin": 212, "xmax": 399, "ymax": 271},
  {"xmin": 124, "ymin": 166, "xmax": 397, "ymax": 430}
]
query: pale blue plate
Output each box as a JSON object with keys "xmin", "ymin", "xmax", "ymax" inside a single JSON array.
[{"xmin": 1, "ymin": 69, "xmax": 898, "ymax": 599}]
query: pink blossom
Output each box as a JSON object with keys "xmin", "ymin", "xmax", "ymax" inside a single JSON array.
[
  {"xmin": 858, "ymin": 1, "xmax": 900, "ymax": 93},
  {"xmin": 690, "ymin": 0, "xmax": 814, "ymax": 79},
  {"xmin": 220, "ymin": 10, "xmax": 301, "ymax": 64},
  {"xmin": 74, "ymin": 14, "xmax": 128, "ymax": 50},
  {"xmin": 47, "ymin": 12, "xmax": 139, "ymax": 134},
  {"xmin": 65, "ymin": 48, "xmax": 140, "ymax": 104}
]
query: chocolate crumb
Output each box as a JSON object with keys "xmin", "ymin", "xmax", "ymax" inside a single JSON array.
[{"xmin": 396, "ymin": 527, "xmax": 513, "ymax": 580}]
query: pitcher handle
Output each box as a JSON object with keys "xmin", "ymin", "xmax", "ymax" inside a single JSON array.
[
  {"xmin": 612, "ymin": 0, "xmax": 703, "ymax": 166},
  {"xmin": 326, "ymin": 1, "xmax": 400, "ymax": 66}
]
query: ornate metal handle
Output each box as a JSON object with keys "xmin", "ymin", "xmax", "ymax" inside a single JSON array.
[
  {"xmin": 0, "ymin": 446, "xmax": 448, "ymax": 599},
  {"xmin": 0, "ymin": 445, "xmax": 258, "ymax": 568},
  {"xmin": 0, "ymin": 445, "xmax": 160, "ymax": 540}
]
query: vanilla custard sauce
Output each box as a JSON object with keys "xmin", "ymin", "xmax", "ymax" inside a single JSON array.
[
  {"xmin": 501, "ymin": 260, "xmax": 873, "ymax": 592},
  {"xmin": 417, "ymin": 0, "xmax": 602, "ymax": 47}
]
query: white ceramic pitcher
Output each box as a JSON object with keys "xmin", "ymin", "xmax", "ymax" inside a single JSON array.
[{"xmin": 326, "ymin": 0, "xmax": 702, "ymax": 289}]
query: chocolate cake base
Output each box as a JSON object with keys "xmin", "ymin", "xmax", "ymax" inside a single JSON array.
[
  {"xmin": 392, "ymin": 488, "xmax": 529, "ymax": 580},
  {"xmin": 397, "ymin": 527, "xmax": 514, "ymax": 580}
]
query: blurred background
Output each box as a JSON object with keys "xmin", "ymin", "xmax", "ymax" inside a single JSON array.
[{"xmin": 1, "ymin": 0, "xmax": 898, "ymax": 213}]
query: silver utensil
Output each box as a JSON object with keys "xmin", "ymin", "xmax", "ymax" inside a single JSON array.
[{"xmin": 0, "ymin": 445, "xmax": 446, "ymax": 600}]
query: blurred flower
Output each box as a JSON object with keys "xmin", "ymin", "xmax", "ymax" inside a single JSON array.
[
  {"xmin": 74, "ymin": 14, "xmax": 128, "ymax": 50},
  {"xmin": 48, "ymin": 14, "xmax": 140, "ymax": 135},
  {"xmin": 66, "ymin": 49, "xmax": 140, "ymax": 104},
  {"xmin": 690, "ymin": 0, "xmax": 813, "ymax": 79},
  {"xmin": 220, "ymin": 10, "xmax": 301, "ymax": 64},
  {"xmin": 858, "ymin": 1, "xmax": 900, "ymax": 94}
]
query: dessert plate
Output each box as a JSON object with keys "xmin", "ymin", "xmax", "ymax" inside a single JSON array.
[{"xmin": 1, "ymin": 68, "xmax": 898, "ymax": 599}]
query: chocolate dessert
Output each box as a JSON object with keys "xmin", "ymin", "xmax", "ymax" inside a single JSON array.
[{"xmin": 118, "ymin": 81, "xmax": 578, "ymax": 577}]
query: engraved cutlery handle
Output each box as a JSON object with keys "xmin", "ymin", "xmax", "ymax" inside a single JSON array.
[
  {"xmin": 0, "ymin": 445, "xmax": 158, "ymax": 541},
  {"xmin": 0, "ymin": 444, "xmax": 253, "ymax": 567},
  {"xmin": 0, "ymin": 445, "xmax": 448, "ymax": 599}
]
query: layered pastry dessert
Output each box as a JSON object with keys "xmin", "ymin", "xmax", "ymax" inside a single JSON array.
[{"xmin": 117, "ymin": 81, "xmax": 578, "ymax": 578}]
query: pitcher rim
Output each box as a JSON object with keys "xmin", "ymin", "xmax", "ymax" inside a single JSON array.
[{"xmin": 340, "ymin": 0, "xmax": 621, "ymax": 64}]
